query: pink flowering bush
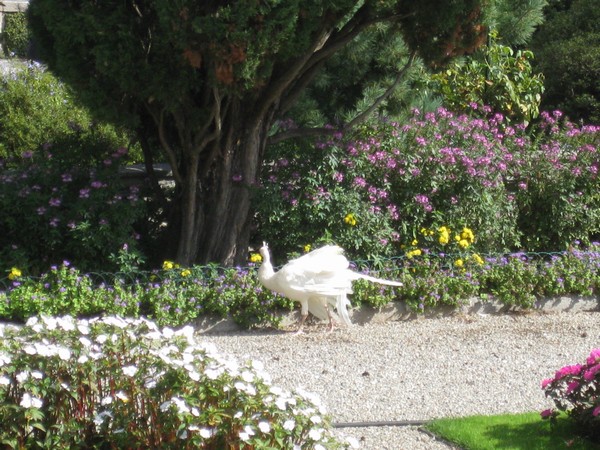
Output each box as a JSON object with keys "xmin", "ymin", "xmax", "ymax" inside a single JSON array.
[
  {"xmin": 542, "ymin": 348, "xmax": 600, "ymax": 440},
  {"xmin": 257, "ymin": 107, "xmax": 600, "ymax": 261}
]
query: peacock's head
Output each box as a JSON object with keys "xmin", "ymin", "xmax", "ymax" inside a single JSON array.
[{"xmin": 259, "ymin": 242, "xmax": 269, "ymax": 259}]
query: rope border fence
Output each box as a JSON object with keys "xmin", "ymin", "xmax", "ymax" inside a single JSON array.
[{"xmin": 2, "ymin": 249, "xmax": 598, "ymax": 291}]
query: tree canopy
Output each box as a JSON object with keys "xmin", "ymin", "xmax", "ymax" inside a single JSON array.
[{"xmin": 28, "ymin": 0, "xmax": 529, "ymax": 265}]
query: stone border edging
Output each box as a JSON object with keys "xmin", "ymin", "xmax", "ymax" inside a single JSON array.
[{"xmin": 194, "ymin": 295, "xmax": 599, "ymax": 333}]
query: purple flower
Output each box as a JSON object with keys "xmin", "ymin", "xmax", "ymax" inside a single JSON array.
[
  {"xmin": 79, "ymin": 188, "xmax": 90, "ymax": 198},
  {"xmin": 91, "ymin": 181, "xmax": 104, "ymax": 189}
]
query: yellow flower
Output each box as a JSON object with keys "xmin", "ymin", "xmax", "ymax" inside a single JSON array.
[
  {"xmin": 438, "ymin": 226, "xmax": 451, "ymax": 245},
  {"xmin": 344, "ymin": 213, "xmax": 357, "ymax": 226},
  {"xmin": 454, "ymin": 259, "xmax": 464, "ymax": 268},
  {"xmin": 250, "ymin": 253, "xmax": 262, "ymax": 263},
  {"xmin": 406, "ymin": 248, "xmax": 422, "ymax": 259},
  {"xmin": 420, "ymin": 227, "xmax": 434, "ymax": 236},
  {"xmin": 411, "ymin": 239, "xmax": 419, "ymax": 246},
  {"xmin": 181, "ymin": 269, "xmax": 191, "ymax": 277},
  {"xmin": 162, "ymin": 260, "xmax": 175, "ymax": 270},
  {"xmin": 8, "ymin": 267, "xmax": 21, "ymax": 280},
  {"xmin": 303, "ymin": 244, "xmax": 312, "ymax": 253},
  {"xmin": 458, "ymin": 239, "xmax": 470, "ymax": 249},
  {"xmin": 460, "ymin": 227, "xmax": 475, "ymax": 243},
  {"xmin": 472, "ymin": 253, "xmax": 485, "ymax": 265}
]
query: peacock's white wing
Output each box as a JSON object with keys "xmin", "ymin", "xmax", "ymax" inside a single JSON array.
[{"xmin": 280, "ymin": 245, "xmax": 353, "ymax": 295}]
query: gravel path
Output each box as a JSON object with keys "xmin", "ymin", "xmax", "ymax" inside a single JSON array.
[{"xmin": 200, "ymin": 311, "xmax": 600, "ymax": 449}]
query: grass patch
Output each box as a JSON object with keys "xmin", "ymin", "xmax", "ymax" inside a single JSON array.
[{"xmin": 426, "ymin": 412, "xmax": 600, "ymax": 450}]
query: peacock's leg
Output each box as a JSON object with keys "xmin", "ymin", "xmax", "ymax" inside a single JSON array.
[
  {"xmin": 295, "ymin": 313, "xmax": 308, "ymax": 334},
  {"xmin": 325, "ymin": 301, "xmax": 336, "ymax": 332},
  {"xmin": 294, "ymin": 300, "xmax": 309, "ymax": 334}
]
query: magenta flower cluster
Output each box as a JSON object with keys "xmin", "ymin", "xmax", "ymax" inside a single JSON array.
[{"xmin": 542, "ymin": 348, "xmax": 600, "ymax": 438}]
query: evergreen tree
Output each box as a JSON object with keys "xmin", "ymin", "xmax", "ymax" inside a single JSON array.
[
  {"xmin": 530, "ymin": 0, "xmax": 600, "ymax": 124},
  {"xmin": 29, "ymin": 0, "xmax": 499, "ymax": 265}
]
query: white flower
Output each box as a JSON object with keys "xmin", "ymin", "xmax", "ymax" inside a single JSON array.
[
  {"xmin": 258, "ymin": 421, "xmax": 271, "ymax": 433},
  {"xmin": 101, "ymin": 396, "xmax": 113, "ymax": 406},
  {"xmin": 96, "ymin": 334, "xmax": 108, "ymax": 344},
  {"xmin": 346, "ymin": 435, "xmax": 360, "ymax": 448},
  {"xmin": 77, "ymin": 323, "xmax": 90, "ymax": 335},
  {"xmin": 79, "ymin": 337, "xmax": 92, "ymax": 347},
  {"xmin": 103, "ymin": 316, "xmax": 127, "ymax": 329},
  {"xmin": 283, "ymin": 419, "xmax": 296, "ymax": 431},
  {"xmin": 310, "ymin": 415, "xmax": 322, "ymax": 424},
  {"xmin": 93, "ymin": 411, "xmax": 113, "ymax": 427},
  {"xmin": 188, "ymin": 370, "xmax": 200, "ymax": 381},
  {"xmin": 0, "ymin": 376, "xmax": 11, "ymax": 386},
  {"xmin": 115, "ymin": 391, "xmax": 129, "ymax": 402},
  {"xmin": 42, "ymin": 316, "xmax": 58, "ymax": 330},
  {"xmin": 58, "ymin": 347, "xmax": 71, "ymax": 361},
  {"xmin": 16, "ymin": 371, "xmax": 29, "ymax": 383},
  {"xmin": 308, "ymin": 428, "xmax": 323, "ymax": 441},
  {"xmin": 171, "ymin": 396, "xmax": 190, "ymax": 414},
  {"xmin": 57, "ymin": 316, "xmax": 75, "ymax": 331},
  {"xmin": 0, "ymin": 352, "xmax": 11, "ymax": 366},
  {"xmin": 315, "ymin": 445, "xmax": 326, "ymax": 450},
  {"xmin": 78, "ymin": 355, "xmax": 89, "ymax": 364},
  {"xmin": 31, "ymin": 371, "xmax": 43, "ymax": 380},
  {"xmin": 178, "ymin": 429, "xmax": 188, "ymax": 439},
  {"xmin": 239, "ymin": 425, "xmax": 255, "ymax": 441},
  {"xmin": 241, "ymin": 370, "xmax": 254, "ymax": 382},
  {"xmin": 199, "ymin": 427, "xmax": 215, "ymax": 439},
  {"xmin": 20, "ymin": 393, "xmax": 43, "ymax": 409},
  {"xmin": 275, "ymin": 397, "xmax": 288, "ymax": 410},
  {"xmin": 159, "ymin": 400, "xmax": 172, "ymax": 412},
  {"xmin": 191, "ymin": 407, "xmax": 200, "ymax": 417},
  {"xmin": 162, "ymin": 327, "xmax": 174, "ymax": 338},
  {"xmin": 122, "ymin": 365, "xmax": 138, "ymax": 377},
  {"xmin": 234, "ymin": 411, "xmax": 243, "ymax": 419},
  {"xmin": 23, "ymin": 345, "xmax": 37, "ymax": 355},
  {"xmin": 204, "ymin": 367, "xmax": 222, "ymax": 380}
]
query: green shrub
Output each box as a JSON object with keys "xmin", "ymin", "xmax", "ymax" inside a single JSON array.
[
  {"xmin": 2, "ymin": 12, "xmax": 30, "ymax": 58},
  {"xmin": 0, "ymin": 63, "xmax": 134, "ymax": 163},
  {"xmin": 0, "ymin": 315, "xmax": 356, "ymax": 448},
  {"xmin": 0, "ymin": 142, "xmax": 147, "ymax": 274},
  {"xmin": 428, "ymin": 31, "xmax": 545, "ymax": 123}
]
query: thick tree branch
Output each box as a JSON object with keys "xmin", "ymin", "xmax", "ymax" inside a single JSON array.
[
  {"xmin": 279, "ymin": 8, "xmax": 412, "ymax": 119},
  {"xmin": 344, "ymin": 50, "xmax": 417, "ymax": 129},
  {"xmin": 268, "ymin": 50, "xmax": 417, "ymax": 146},
  {"xmin": 147, "ymin": 106, "xmax": 183, "ymax": 185}
]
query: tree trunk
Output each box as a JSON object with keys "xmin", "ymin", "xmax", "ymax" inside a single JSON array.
[{"xmin": 174, "ymin": 103, "xmax": 271, "ymax": 266}]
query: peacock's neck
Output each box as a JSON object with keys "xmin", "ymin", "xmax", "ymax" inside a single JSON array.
[{"xmin": 258, "ymin": 258, "xmax": 278, "ymax": 291}]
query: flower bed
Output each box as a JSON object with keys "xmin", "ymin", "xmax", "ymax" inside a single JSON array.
[{"xmin": 0, "ymin": 315, "xmax": 357, "ymax": 449}]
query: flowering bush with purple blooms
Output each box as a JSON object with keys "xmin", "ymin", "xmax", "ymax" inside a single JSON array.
[
  {"xmin": 0, "ymin": 141, "xmax": 146, "ymax": 274},
  {"xmin": 0, "ymin": 315, "xmax": 356, "ymax": 449},
  {"xmin": 258, "ymin": 107, "xmax": 600, "ymax": 261},
  {"xmin": 542, "ymin": 348, "xmax": 600, "ymax": 440}
]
